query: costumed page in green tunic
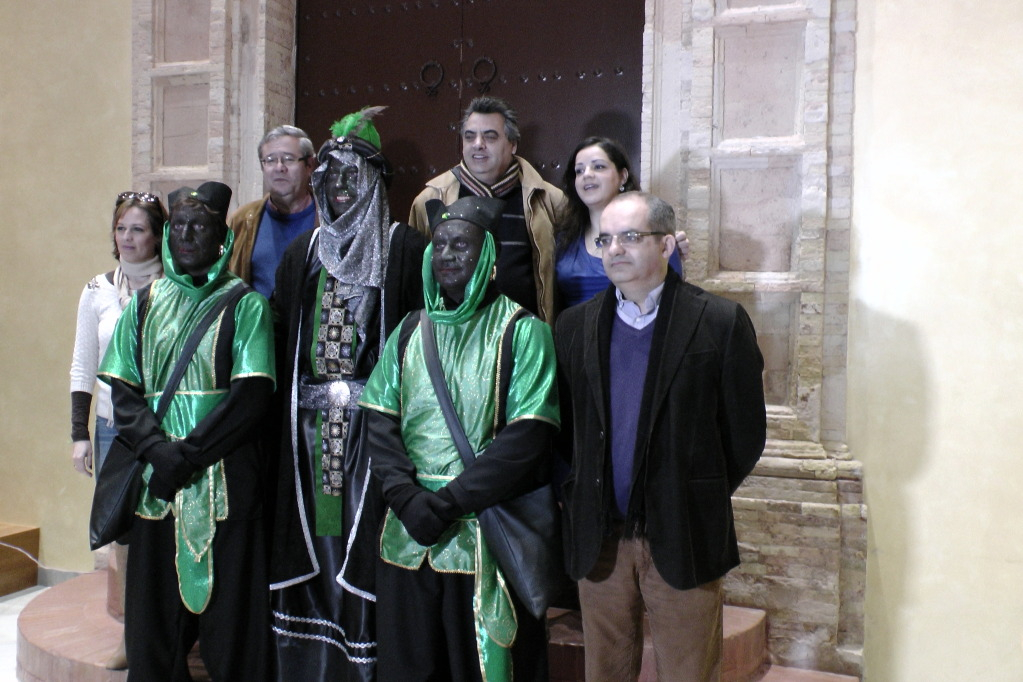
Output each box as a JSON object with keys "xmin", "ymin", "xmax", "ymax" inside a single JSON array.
[
  {"xmin": 99, "ymin": 228, "xmax": 275, "ymax": 613},
  {"xmin": 360, "ymin": 232, "xmax": 558, "ymax": 680}
]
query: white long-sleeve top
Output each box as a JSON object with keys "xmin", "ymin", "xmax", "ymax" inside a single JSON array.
[{"xmin": 69, "ymin": 273, "xmax": 123, "ymax": 423}]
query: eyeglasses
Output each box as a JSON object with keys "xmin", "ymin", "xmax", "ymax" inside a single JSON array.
[
  {"xmin": 116, "ymin": 191, "xmax": 160, "ymax": 206},
  {"xmin": 594, "ymin": 231, "xmax": 665, "ymax": 249},
  {"xmin": 260, "ymin": 154, "xmax": 311, "ymax": 168}
]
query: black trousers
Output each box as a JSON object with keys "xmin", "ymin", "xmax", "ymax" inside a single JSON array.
[
  {"xmin": 125, "ymin": 515, "xmax": 269, "ymax": 682},
  {"xmin": 376, "ymin": 558, "xmax": 549, "ymax": 682}
]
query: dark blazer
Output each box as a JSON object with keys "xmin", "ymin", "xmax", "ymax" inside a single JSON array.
[{"xmin": 554, "ymin": 270, "xmax": 766, "ymax": 590}]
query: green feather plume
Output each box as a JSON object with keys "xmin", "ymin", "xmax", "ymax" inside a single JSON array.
[{"xmin": 329, "ymin": 105, "xmax": 387, "ymax": 149}]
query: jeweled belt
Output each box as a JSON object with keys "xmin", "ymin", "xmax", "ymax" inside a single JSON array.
[{"xmin": 296, "ymin": 375, "xmax": 365, "ymax": 410}]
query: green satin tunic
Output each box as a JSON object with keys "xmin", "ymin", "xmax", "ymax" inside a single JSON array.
[
  {"xmin": 99, "ymin": 229, "xmax": 275, "ymax": 613},
  {"xmin": 360, "ymin": 293, "xmax": 559, "ymax": 679}
]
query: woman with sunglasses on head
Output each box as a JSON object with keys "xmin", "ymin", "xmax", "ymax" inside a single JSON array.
[
  {"xmin": 554, "ymin": 137, "xmax": 689, "ymax": 310},
  {"xmin": 68, "ymin": 190, "xmax": 167, "ymax": 670}
]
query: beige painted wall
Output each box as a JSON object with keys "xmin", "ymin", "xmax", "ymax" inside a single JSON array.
[
  {"xmin": 851, "ymin": 1, "xmax": 1023, "ymax": 680},
  {"xmin": 4, "ymin": 0, "xmax": 1023, "ymax": 679},
  {"xmin": 0, "ymin": 2, "xmax": 132, "ymax": 573}
]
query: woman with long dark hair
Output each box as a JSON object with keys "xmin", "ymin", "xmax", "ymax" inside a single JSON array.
[{"xmin": 554, "ymin": 137, "xmax": 687, "ymax": 309}]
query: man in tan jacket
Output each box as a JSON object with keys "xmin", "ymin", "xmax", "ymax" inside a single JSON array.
[
  {"xmin": 409, "ymin": 96, "xmax": 564, "ymax": 323},
  {"xmin": 228, "ymin": 125, "xmax": 318, "ymax": 298}
]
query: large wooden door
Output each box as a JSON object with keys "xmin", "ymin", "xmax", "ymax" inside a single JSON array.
[{"xmin": 295, "ymin": 0, "xmax": 644, "ymax": 219}]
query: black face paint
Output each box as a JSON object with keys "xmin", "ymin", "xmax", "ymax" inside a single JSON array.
[
  {"xmin": 169, "ymin": 206, "xmax": 225, "ymax": 279},
  {"xmin": 325, "ymin": 158, "xmax": 359, "ymax": 222},
  {"xmin": 431, "ymin": 220, "xmax": 485, "ymax": 304}
]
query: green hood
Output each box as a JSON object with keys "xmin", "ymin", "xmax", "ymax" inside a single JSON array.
[
  {"xmin": 422, "ymin": 230, "xmax": 496, "ymax": 326},
  {"xmin": 161, "ymin": 224, "xmax": 238, "ymax": 300}
]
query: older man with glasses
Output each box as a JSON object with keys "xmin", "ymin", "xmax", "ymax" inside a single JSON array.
[
  {"xmin": 554, "ymin": 191, "xmax": 767, "ymax": 682},
  {"xmin": 228, "ymin": 124, "xmax": 319, "ymax": 298}
]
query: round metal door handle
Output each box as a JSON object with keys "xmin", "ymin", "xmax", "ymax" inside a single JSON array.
[
  {"xmin": 420, "ymin": 60, "xmax": 444, "ymax": 98},
  {"xmin": 472, "ymin": 56, "xmax": 497, "ymax": 94}
]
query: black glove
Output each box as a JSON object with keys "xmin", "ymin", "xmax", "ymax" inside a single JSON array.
[
  {"xmin": 434, "ymin": 486, "xmax": 459, "ymax": 511},
  {"xmin": 148, "ymin": 471, "xmax": 179, "ymax": 502},
  {"xmin": 142, "ymin": 441, "xmax": 196, "ymax": 490},
  {"xmin": 177, "ymin": 441, "xmax": 203, "ymax": 469},
  {"xmin": 395, "ymin": 489, "xmax": 458, "ymax": 547}
]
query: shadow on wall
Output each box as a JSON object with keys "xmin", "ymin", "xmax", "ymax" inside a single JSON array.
[{"xmin": 853, "ymin": 304, "xmax": 929, "ymax": 682}]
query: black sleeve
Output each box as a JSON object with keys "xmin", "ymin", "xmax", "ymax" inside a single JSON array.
[
  {"xmin": 384, "ymin": 224, "xmax": 426, "ymax": 337},
  {"xmin": 365, "ymin": 402, "xmax": 555, "ymax": 518},
  {"xmin": 111, "ymin": 375, "xmax": 272, "ymax": 467},
  {"xmin": 178, "ymin": 377, "xmax": 275, "ymax": 470},
  {"xmin": 443, "ymin": 310, "xmax": 558, "ymax": 515},
  {"xmin": 71, "ymin": 391, "xmax": 93, "ymax": 442},
  {"xmin": 366, "ymin": 409, "xmax": 458, "ymax": 546},
  {"xmin": 719, "ymin": 303, "xmax": 767, "ymax": 494},
  {"xmin": 367, "ymin": 409, "xmax": 426, "ymax": 515},
  {"xmin": 271, "ymin": 230, "xmax": 310, "ymax": 366},
  {"xmin": 443, "ymin": 420, "xmax": 556, "ymax": 516},
  {"xmin": 109, "ymin": 378, "xmax": 191, "ymax": 500},
  {"xmin": 552, "ymin": 316, "xmax": 576, "ymax": 466},
  {"xmin": 110, "ymin": 378, "xmax": 167, "ymax": 457}
]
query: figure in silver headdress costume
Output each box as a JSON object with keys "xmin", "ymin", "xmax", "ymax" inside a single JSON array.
[{"xmin": 266, "ymin": 107, "xmax": 426, "ymax": 681}]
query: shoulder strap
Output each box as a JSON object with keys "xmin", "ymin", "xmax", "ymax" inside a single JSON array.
[
  {"xmin": 211, "ymin": 282, "xmax": 255, "ymax": 388},
  {"xmin": 419, "ymin": 311, "xmax": 476, "ymax": 469},
  {"xmin": 420, "ymin": 307, "xmax": 532, "ymax": 469},
  {"xmin": 395, "ymin": 310, "xmax": 421, "ymax": 370},
  {"xmin": 151, "ymin": 282, "xmax": 251, "ymax": 422},
  {"xmin": 495, "ymin": 307, "xmax": 532, "ymax": 432},
  {"xmin": 134, "ymin": 283, "xmax": 154, "ymax": 385}
]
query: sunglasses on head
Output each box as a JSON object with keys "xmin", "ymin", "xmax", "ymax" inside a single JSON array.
[{"xmin": 116, "ymin": 191, "xmax": 161, "ymax": 206}]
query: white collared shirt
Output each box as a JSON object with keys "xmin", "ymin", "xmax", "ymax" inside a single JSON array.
[{"xmin": 614, "ymin": 282, "xmax": 665, "ymax": 330}]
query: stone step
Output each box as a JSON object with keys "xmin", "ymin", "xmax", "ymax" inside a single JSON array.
[
  {"xmin": 16, "ymin": 571, "xmax": 209, "ymax": 682},
  {"xmin": 751, "ymin": 665, "xmax": 860, "ymax": 682},
  {"xmin": 0, "ymin": 523, "xmax": 39, "ymax": 597},
  {"xmin": 18, "ymin": 571, "xmax": 859, "ymax": 681},
  {"xmin": 18, "ymin": 571, "xmax": 127, "ymax": 682},
  {"xmin": 549, "ymin": 604, "xmax": 768, "ymax": 682},
  {"xmin": 549, "ymin": 604, "xmax": 859, "ymax": 682},
  {"xmin": 720, "ymin": 605, "xmax": 768, "ymax": 682}
]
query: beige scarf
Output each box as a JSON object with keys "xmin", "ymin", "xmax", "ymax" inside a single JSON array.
[{"xmin": 115, "ymin": 255, "xmax": 163, "ymax": 309}]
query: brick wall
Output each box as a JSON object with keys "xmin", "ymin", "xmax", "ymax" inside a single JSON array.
[{"xmin": 729, "ymin": 451, "xmax": 865, "ymax": 675}]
